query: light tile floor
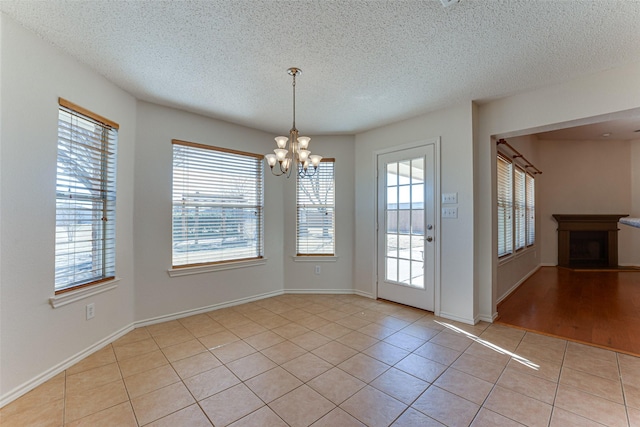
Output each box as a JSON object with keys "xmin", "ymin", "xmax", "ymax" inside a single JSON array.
[{"xmin": 2, "ymin": 294, "xmax": 640, "ymax": 426}]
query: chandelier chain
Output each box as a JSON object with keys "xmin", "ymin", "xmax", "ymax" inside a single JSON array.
[{"xmin": 292, "ymin": 72, "xmax": 296, "ymax": 130}]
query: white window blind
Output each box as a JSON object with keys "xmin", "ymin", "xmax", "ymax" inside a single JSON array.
[
  {"xmin": 172, "ymin": 140, "xmax": 263, "ymax": 267},
  {"xmin": 514, "ymin": 167, "xmax": 526, "ymax": 251},
  {"xmin": 497, "ymin": 154, "xmax": 513, "ymax": 257},
  {"xmin": 526, "ymin": 173, "xmax": 535, "ymax": 247},
  {"xmin": 296, "ymin": 160, "xmax": 335, "ymax": 255},
  {"xmin": 55, "ymin": 99, "xmax": 118, "ymax": 293}
]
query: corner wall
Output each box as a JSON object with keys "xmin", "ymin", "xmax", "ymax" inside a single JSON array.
[
  {"xmin": 0, "ymin": 15, "xmax": 136, "ymax": 400},
  {"xmin": 354, "ymin": 102, "xmax": 476, "ymax": 324},
  {"xmin": 283, "ymin": 135, "xmax": 356, "ymax": 293},
  {"xmin": 133, "ymin": 102, "xmax": 286, "ymax": 321}
]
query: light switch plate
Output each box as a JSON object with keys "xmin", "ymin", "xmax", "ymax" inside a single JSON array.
[
  {"xmin": 442, "ymin": 193, "xmax": 458, "ymax": 204},
  {"xmin": 442, "ymin": 207, "xmax": 458, "ymax": 219}
]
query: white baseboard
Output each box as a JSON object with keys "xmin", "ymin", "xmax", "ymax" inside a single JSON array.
[
  {"xmin": 438, "ymin": 311, "xmax": 477, "ymax": 326},
  {"xmin": 353, "ymin": 289, "xmax": 375, "ymax": 299},
  {"xmin": 284, "ymin": 288, "xmax": 356, "ymax": 295},
  {"xmin": 0, "ymin": 324, "xmax": 133, "ymax": 408},
  {"xmin": 496, "ymin": 265, "xmax": 542, "ymax": 305},
  {"xmin": 476, "ymin": 312, "xmax": 499, "ymax": 323},
  {"xmin": 134, "ymin": 289, "xmax": 285, "ymax": 327}
]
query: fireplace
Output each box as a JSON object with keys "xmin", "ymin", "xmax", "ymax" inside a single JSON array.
[{"xmin": 553, "ymin": 214, "xmax": 628, "ymax": 269}]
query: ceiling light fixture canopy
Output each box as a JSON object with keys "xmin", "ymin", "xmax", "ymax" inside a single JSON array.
[{"xmin": 265, "ymin": 67, "xmax": 322, "ymax": 178}]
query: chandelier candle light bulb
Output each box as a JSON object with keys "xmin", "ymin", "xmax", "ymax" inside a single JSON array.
[{"xmin": 265, "ymin": 67, "xmax": 323, "ymax": 178}]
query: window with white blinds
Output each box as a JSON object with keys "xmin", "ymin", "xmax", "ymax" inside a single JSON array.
[
  {"xmin": 514, "ymin": 167, "xmax": 526, "ymax": 251},
  {"xmin": 55, "ymin": 98, "xmax": 118, "ymax": 293},
  {"xmin": 497, "ymin": 152, "xmax": 536, "ymax": 259},
  {"xmin": 172, "ymin": 140, "xmax": 263, "ymax": 267},
  {"xmin": 497, "ymin": 154, "xmax": 513, "ymax": 257},
  {"xmin": 296, "ymin": 160, "xmax": 335, "ymax": 255},
  {"xmin": 526, "ymin": 173, "xmax": 536, "ymax": 247}
]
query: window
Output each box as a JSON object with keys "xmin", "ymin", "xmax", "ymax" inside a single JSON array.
[
  {"xmin": 497, "ymin": 154, "xmax": 513, "ymax": 257},
  {"xmin": 526, "ymin": 173, "xmax": 535, "ymax": 246},
  {"xmin": 514, "ymin": 167, "xmax": 526, "ymax": 251},
  {"xmin": 172, "ymin": 140, "xmax": 263, "ymax": 267},
  {"xmin": 296, "ymin": 159, "xmax": 335, "ymax": 255},
  {"xmin": 497, "ymin": 152, "xmax": 535, "ymax": 258},
  {"xmin": 55, "ymin": 98, "xmax": 118, "ymax": 293}
]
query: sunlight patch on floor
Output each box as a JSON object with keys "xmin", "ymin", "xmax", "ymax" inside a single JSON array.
[{"xmin": 434, "ymin": 320, "xmax": 540, "ymax": 370}]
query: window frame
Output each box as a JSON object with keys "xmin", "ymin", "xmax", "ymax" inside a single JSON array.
[
  {"xmin": 497, "ymin": 151, "xmax": 536, "ymax": 261},
  {"xmin": 55, "ymin": 98, "xmax": 119, "ymax": 294},
  {"xmin": 497, "ymin": 153, "xmax": 513, "ymax": 258},
  {"xmin": 296, "ymin": 158, "xmax": 336, "ymax": 256},
  {"xmin": 171, "ymin": 139, "xmax": 264, "ymax": 268}
]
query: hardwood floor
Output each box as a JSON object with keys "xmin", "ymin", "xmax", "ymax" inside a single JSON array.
[{"xmin": 497, "ymin": 266, "xmax": 640, "ymax": 356}]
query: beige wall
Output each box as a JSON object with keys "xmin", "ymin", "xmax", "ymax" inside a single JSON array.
[{"xmin": 537, "ymin": 139, "xmax": 634, "ymax": 266}]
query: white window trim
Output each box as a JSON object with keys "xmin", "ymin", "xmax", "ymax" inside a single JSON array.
[
  {"xmin": 291, "ymin": 255, "xmax": 339, "ymax": 262},
  {"xmin": 171, "ymin": 140, "xmax": 264, "ymax": 268},
  {"xmin": 49, "ymin": 277, "xmax": 120, "ymax": 308},
  {"xmin": 167, "ymin": 257, "xmax": 268, "ymax": 277},
  {"xmin": 296, "ymin": 159, "xmax": 336, "ymax": 256}
]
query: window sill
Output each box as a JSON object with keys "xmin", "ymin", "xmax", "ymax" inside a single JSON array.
[
  {"xmin": 168, "ymin": 257, "xmax": 268, "ymax": 277},
  {"xmin": 291, "ymin": 255, "xmax": 339, "ymax": 262},
  {"xmin": 49, "ymin": 278, "xmax": 120, "ymax": 308}
]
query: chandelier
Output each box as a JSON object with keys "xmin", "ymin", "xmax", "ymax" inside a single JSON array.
[{"xmin": 265, "ymin": 67, "xmax": 322, "ymax": 178}]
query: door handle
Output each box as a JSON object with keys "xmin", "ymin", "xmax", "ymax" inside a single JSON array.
[{"xmin": 426, "ymin": 236, "xmax": 433, "ymax": 242}]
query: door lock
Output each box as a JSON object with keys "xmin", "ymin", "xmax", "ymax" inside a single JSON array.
[{"xmin": 426, "ymin": 236, "xmax": 433, "ymax": 242}]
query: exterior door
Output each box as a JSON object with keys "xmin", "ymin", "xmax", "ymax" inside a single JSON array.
[{"xmin": 377, "ymin": 145, "xmax": 435, "ymax": 311}]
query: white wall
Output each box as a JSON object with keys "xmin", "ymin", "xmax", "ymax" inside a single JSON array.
[
  {"xmin": 134, "ymin": 102, "xmax": 286, "ymax": 321},
  {"xmin": 537, "ymin": 139, "xmax": 634, "ymax": 266},
  {"xmin": 477, "ymin": 61, "xmax": 640, "ymax": 321},
  {"xmin": 355, "ymin": 103, "xmax": 476, "ymax": 324},
  {"xmin": 495, "ymin": 135, "xmax": 541, "ymax": 301},
  {"xmin": 283, "ymin": 136, "xmax": 355, "ymax": 293},
  {"xmin": 0, "ymin": 15, "xmax": 137, "ymax": 400}
]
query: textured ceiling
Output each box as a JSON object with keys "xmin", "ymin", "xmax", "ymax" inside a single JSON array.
[{"xmin": 2, "ymin": 0, "xmax": 640, "ymax": 135}]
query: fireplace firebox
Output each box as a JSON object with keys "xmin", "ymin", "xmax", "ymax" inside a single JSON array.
[{"xmin": 553, "ymin": 214, "xmax": 628, "ymax": 269}]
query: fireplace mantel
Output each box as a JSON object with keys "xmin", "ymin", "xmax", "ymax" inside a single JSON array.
[{"xmin": 553, "ymin": 214, "xmax": 628, "ymax": 268}]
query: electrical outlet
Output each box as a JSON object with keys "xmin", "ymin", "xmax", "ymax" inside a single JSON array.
[
  {"xmin": 442, "ymin": 207, "xmax": 458, "ymax": 219},
  {"xmin": 86, "ymin": 303, "xmax": 95, "ymax": 320},
  {"xmin": 314, "ymin": 265, "xmax": 321, "ymax": 275},
  {"xmin": 442, "ymin": 192, "xmax": 458, "ymax": 204}
]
